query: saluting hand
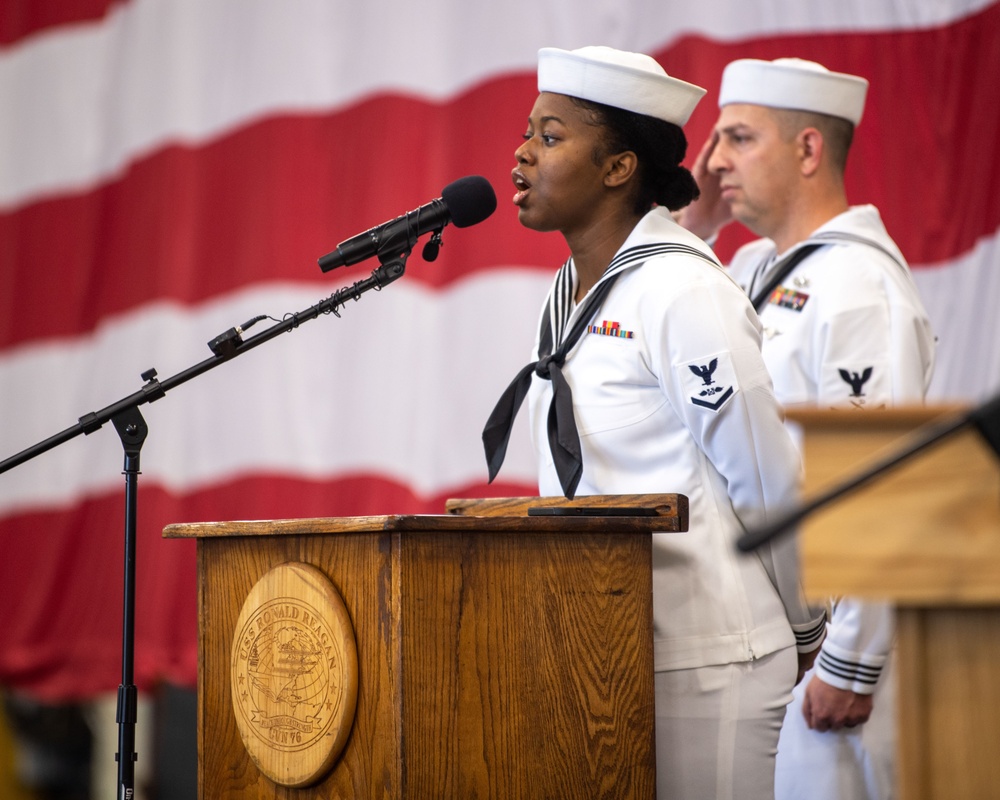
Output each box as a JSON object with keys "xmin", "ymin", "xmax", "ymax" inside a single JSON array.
[{"xmin": 674, "ymin": 131, "xmax": 732, "ymax": 241}]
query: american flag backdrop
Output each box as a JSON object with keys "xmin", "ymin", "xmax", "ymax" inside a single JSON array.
[{"xmin": 1, "ymin": 0, "xmax": 998, "ymax": 701}]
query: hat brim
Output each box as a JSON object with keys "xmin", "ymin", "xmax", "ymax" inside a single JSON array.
[{"xmin": 538, "ymin": 47, "xmax": 706, "ymax": 127}]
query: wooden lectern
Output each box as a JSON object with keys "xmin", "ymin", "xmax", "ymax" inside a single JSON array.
[
  {"xmin": 163, "ymin": 493, "xmax": 687, "ymax": 799},
  {"xmin": 787, "ymin": 406, "xmax": 1000, "ymax": 799}
]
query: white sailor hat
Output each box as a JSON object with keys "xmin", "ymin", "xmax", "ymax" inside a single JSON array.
[
  {"xmin": 718, "ymin": 58, "xmax": 869, "ymax": 125},
  {"xmin": 537, "ymin": 46, "xmax": 707, "ymax": 127}
]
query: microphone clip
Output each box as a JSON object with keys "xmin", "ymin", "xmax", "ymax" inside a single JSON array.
[{"xmin": 421, "ymin": 229, "xmax": 444, "ymax": 262}]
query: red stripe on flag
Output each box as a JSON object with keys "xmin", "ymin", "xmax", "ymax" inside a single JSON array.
[
  {"xmin": 0, "ymin": 0, "xmax": 122, "ymax": 46},
  {"xmin": 658, "ymin": 1, "xmax": 1000, "ymax": 264},
  {"xmin": 2, "ymin": 6, "xmax": 998, "ymax": 352},
  {"xmin": 0, "ymin": 79, "xmax": 565, "ymax": 349}
]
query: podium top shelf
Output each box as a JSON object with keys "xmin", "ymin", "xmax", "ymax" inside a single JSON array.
[
  {"xmin": 163, "ymin": 493, "xmax": 689, "ymax": 539},
  {"xmin": 785, "ymin": 403, "xmax": 969, "ymax": 430}
]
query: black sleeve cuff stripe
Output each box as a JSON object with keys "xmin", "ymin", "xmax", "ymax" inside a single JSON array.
[
  {"xmin": 794, "ymin": 616, "xmax": 827, "ymax": 647},
  {"xmin": 820, "ymin": 649, "xmax": 885, "ymax": 674},
  {"xmin": 818, "ymin": 664, "xmax": 880, "ymax": 685},
  {"xmin": 818, "ymin": 651, "xmax": 884, "ymax": 684}
]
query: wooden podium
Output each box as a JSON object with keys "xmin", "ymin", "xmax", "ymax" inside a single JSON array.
[
  {"xmin": 163, "ymin": 493, "xmax": 688, "ymax": 799},
  {"xmin": 787, "ymin": 405, "xmax": 1000, "ymax": 800}
]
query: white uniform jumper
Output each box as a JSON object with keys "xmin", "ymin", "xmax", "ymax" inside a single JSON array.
[
  {"xmin": 729, "ymin": 204, "xmax": 936, "ymax": 800},
  {"xmin": 525, "ymin": 208, "xmax": 826, "ymax": 795}
]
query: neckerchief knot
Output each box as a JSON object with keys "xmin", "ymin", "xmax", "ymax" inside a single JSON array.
[
  {"xmin": 534, "ymin": 353, "xmax": 563, "ymax": 379},
  {"xmin": 482, "ymin": 241, "xmax": 720, "ymax": 498}
]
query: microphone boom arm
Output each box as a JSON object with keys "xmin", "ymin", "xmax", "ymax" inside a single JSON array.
[
  {"xmin": 0, "ymin": 253, "xmax": 409, "ymax": 794},
  {"xmin": 0, "ymin": 171, "xmax": 500, "ymax": 793}
]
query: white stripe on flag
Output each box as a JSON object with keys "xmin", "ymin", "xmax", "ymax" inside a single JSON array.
[
  {"xmin": 1, "ymin": 0, "xmax": 993, "ymax": 209},
  {"xmin": 0, "ymin": 269, "xmax": 550, "ymax": 515}
]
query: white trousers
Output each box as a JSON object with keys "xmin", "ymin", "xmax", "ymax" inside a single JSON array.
[
  {"xmin": 775, "ymin": 650, "xmax": 896, "ymax": 800},
  {"xmin": 655, "ymin": 646, "xmax": 797, "ymax": 799}
]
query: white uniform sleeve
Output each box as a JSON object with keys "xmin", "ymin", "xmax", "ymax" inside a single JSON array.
[
  {"xmin": 811, "ymin": 266, "xmax": 930, "ymax": 408},
  {"xmin": 649, "ymin": 265, "xmax": 826, "ymax": 648},
  {"xmin": 810, "ymin": 258, "xmax": 931, "ymax": 689},
  {"xmin": 816, "ymin": 599, "xmax": 893, "ymax": 694}
]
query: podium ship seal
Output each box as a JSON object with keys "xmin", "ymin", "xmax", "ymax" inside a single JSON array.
[{"xmin": 231, "ymin": 562, "xmax": 358, "ymax": 788}]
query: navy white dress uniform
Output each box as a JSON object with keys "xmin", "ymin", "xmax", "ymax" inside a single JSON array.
[
  {"xmin": 719, "ymin": 58, "xmax": 936, "ymax": 800},
  {"xmin": 526, "ymin": 206, "xmax": 824, "ymax": 664},
  {"xmin": 483, "ymin": 46, "xmax": 826, "ymax": 798},
  {"xmin": 731, "ymin": 206, "xmax": 935, "ymax": 411}
]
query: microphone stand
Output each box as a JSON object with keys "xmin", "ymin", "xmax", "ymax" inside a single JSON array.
[
  {"xmin": 737, "ymin": 390, "xmax": 1000, "ymax": 552},
  {"xmin": 0, "ymin": 255, "xmax": 409, "ymax": 798}
]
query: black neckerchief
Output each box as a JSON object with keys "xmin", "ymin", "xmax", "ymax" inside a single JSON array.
[
  {"xmin": 750, "ymin": 244, "xmax": 822, "ymax": 312},
  {"xmin": 482, "ymin": 242, "xmax": 719, "ymax": 498},
  {"xmin": 749, "ymin": 230, "xmax": 908, "ymax": 312}
]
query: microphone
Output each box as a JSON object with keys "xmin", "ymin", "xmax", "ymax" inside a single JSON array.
[{"xmin": 318, "ymin": 175, "xmax": 497, "ymax": 272}]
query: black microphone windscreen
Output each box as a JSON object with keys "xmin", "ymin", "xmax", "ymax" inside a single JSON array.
[{"xmin": 441, "ymin": 176, "xmax": 497, "ymax": 228}]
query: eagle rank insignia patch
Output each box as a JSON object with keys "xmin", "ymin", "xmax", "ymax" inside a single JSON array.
[{"xmin": 679, "ymin": 353, "xmax": 738, "ymax": 412}]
